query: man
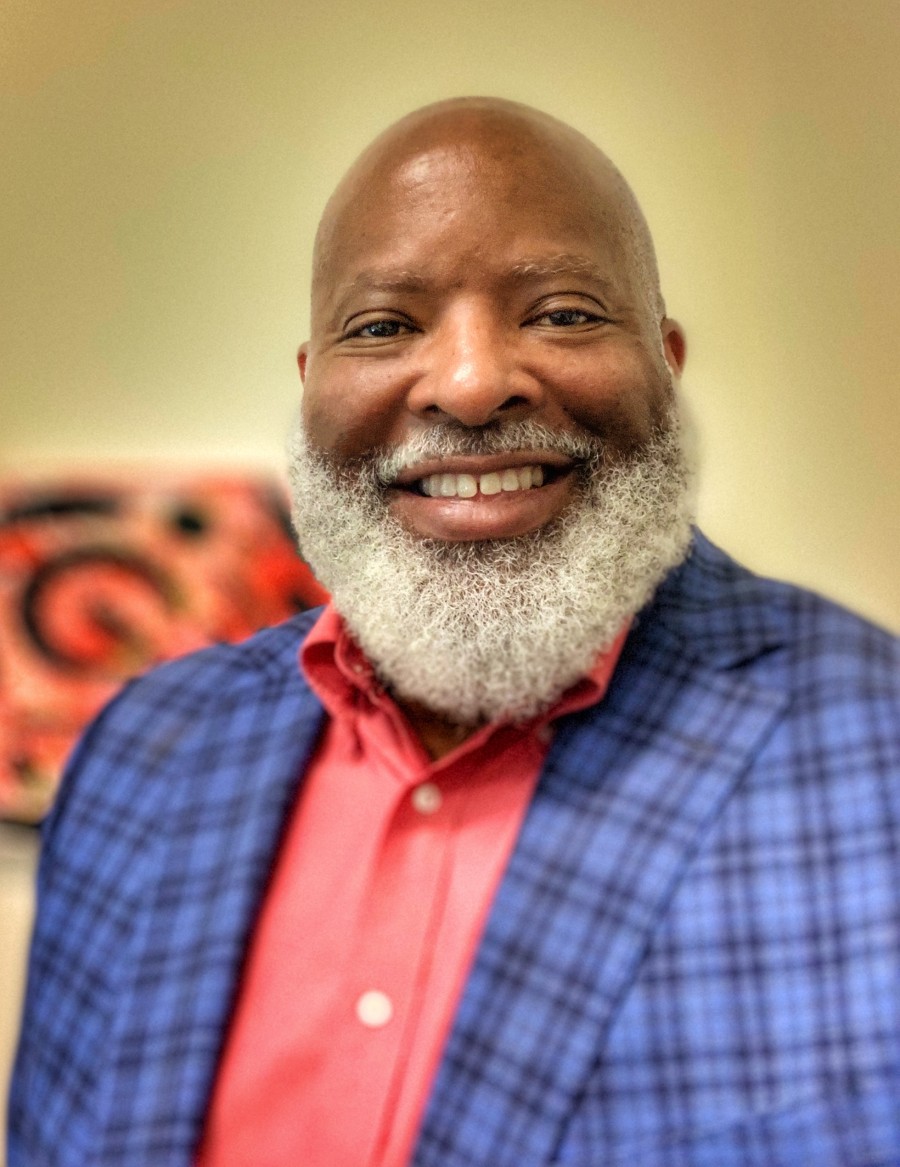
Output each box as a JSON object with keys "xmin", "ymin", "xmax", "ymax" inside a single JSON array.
[{"xmin": 9, "ymin": 98, "xmax": 900, "ymax": 1165}]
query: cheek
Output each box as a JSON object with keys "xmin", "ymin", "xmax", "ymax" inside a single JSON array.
[
  {"xmin": 550, "ymin": 346, "xmax": 672, "ymax": 455},
  {"xmin": 301, "ymin": 363, "xmax": 410, "ymax": 460}
]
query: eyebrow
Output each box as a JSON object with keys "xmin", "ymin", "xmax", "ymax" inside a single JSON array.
[
  {"xmin": 507, "ymin": 254, "xmax": 616, "ymax": 291},
  {"xmin": 336, "ymin": 269, "xmax": 431, "ymax": 300},
  {"xmin": 331, "ymin": 253, "xmax": 617, "ymax": 317}
]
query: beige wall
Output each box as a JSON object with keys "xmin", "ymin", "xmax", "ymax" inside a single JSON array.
[
  {"xmin": 2, "ymin": 0, "xmax": 898, "ymax": 631},
  {"xmin": 0, "ymin": 826, "xmax": 38, "ymax": 1162}
]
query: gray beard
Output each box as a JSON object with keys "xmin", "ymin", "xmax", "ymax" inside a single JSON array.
[{"xmin": 288, "ymin": 409, "xmax": 694, "ymax": 726}]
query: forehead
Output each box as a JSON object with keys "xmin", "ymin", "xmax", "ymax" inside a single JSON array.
[{"xmin": 313, "ymin": 133, "xmax": 634, "ymax": 307}]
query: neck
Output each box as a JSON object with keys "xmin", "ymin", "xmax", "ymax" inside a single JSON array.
[{"xmin": 397, "ymin": 697, "xmax": 480, "ymax": 761}]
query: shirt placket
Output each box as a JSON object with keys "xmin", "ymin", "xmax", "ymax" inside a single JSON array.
[{"xmin": 330, "ymin": 725, "xmax": 461, "ymax": 1163}]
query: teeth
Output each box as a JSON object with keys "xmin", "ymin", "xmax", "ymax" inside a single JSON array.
[{"xmin": 419, "ymin": 464, "xmax": 547, "ymax": 498}]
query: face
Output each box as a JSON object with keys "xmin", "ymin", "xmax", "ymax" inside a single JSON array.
[{"xmin": 299, "ymin": 134, "xmax": 685, "ymax": 544}]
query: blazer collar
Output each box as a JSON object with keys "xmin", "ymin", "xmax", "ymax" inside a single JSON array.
[{"xmin": 647, "ymin": 529, "xmax": 789, "ymax": 669}]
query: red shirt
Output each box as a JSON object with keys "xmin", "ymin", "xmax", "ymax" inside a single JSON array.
[{"xmin": 198, "ymin": 607, "xmax": 625, "ymax": 1166}]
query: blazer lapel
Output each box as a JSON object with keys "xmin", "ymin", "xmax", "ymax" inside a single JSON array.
[
  {"xmin": 91, "ymin": 652, "xmax": 325, "ymax": 1163},
  {"xmin": 415, "ymin": 540, "xmax": 790, "ymax": 1166}
]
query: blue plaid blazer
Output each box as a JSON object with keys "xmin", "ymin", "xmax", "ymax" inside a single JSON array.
[{"xmin": 9, "ymin": 533, "xmax": 900, "ymax": 1165}]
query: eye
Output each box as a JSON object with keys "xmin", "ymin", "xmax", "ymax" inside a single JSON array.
[
  {"xmin": 529, "ymin": 307, "xmax": 604, "ymax": 328},
  {"xmin": 344, "ymin": 317, "xmax": 414, "ymax": 341}
]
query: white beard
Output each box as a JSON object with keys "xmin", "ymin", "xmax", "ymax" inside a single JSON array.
[{"xmin": 288, "ymin": 408, "xmax": 693, "ymax": 726}]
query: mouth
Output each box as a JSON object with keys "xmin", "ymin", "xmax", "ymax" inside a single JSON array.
[
  {"xmin": 389, "ymin": 453, "xmax": 575, "ymax": 499},
  {"xmin": 384, "ymin": 453, "xmax": 579, "ymax": 541}
]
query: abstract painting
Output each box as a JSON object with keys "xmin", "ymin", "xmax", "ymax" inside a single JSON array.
[{"xmin": 0, "ymin": 473, "xmax": 328, "ymax": 822}]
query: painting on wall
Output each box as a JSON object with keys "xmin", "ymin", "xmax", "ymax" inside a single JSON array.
[{"xmin": 0, "ymin": 472, "xmax": 329, "ymax": 824}]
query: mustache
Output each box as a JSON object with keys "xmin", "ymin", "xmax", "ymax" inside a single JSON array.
[{"xmin": 369, "ymin": 420, "xmax": 605, "ymax": 485}]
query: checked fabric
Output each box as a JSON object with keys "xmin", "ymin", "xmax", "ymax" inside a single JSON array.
[{"xmin": 9, "ymin": 532, "xmax": 900, "ymax": 1166}]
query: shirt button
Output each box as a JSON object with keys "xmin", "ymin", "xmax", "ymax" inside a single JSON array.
[
  {"xmin": 537, "ymin": 725, "xmax": 554, "ymax": 745},
  {"xmin": 411, "ymin": 782, "xmax": 442, "ymax": 814},
  {"xmin": 356, "ymin": 989, "xmax": 393, "ymax": 1028}
]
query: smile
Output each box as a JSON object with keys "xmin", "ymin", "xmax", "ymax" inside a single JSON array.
[
  {"xmin": 418, "ymin": 464, "xmax": 545, "ymax": 498},
  {"xmin": 385, "ymin": 452, "xmax": 578, "ymax": 540}
]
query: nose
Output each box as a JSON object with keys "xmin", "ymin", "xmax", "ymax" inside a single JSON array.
[{"xmin": 406, "ymin": 305, "xmax": 543, "ymax": 427}]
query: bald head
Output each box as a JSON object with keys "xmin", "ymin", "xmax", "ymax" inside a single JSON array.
[{"xmin": 312, "ymin": 97, "xmax": 665, "ymax": 323}]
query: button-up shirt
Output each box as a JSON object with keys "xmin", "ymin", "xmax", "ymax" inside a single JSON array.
[{"xmin": 197, "ymin": 606, "xmax": 625, "ymax": 1166}]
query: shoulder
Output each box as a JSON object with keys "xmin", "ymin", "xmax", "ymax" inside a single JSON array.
[
  {"xmin": 117, "ymin": 607, "xmax": 322, "ymax": 703},
  {"xmin": 44, "ymin": 609, "xmax": 324, "ymax": 834},
  {"xmin": 90, "ymin": 606, "xmax": 321, "ymax": 728},
  {"xmin": 645, "ymin": 530, "xmax": 899, "ymax": 685},
  {"xmin": 615, "ymin": 531, "xmax": 900, "ymax": 783},
  {"xmin": 625, "ymin": 532, "xmax": 900, "ymax": 811}
]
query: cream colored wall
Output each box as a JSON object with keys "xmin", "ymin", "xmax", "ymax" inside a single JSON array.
[
  {"xmin": 2, "ymin": 0, "xmax": 898, "ymax": 631},
  {"xmin": 0, "ymin": 826, "xmax": 38, "ymax": 1161}
]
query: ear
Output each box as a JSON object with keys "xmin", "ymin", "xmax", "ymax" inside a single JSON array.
[
  {"xmin": 297, "ymin": 343, "xmax": 309, "ymax": 384},
  {"xmin": 661, "ymin": 318, "xmax": 686, "ymax": 377}
]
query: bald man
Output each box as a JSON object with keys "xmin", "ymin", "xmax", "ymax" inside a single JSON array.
[{"xmin": 10, "ymin": 100, "xmax": 900, "ymax": 1167}]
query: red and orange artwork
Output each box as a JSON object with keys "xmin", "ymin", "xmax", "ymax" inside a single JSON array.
[{"xmin": 0, "ymin": 473, "xmax": 328, "ymax": 823}]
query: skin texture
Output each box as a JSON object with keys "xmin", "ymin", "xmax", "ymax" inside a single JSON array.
[
  {"xmin": 296, "ymin": 97, "xmax": 687, "ymax": 753},
  {"xmin": 299, "ymin": 98, "xmax": 684, "ymax": 544}
]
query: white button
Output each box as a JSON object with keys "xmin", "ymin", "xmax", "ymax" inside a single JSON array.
[
  {"xmin": 411, "ymin": 782, "xmax": 442, "ymax": 814},
  {"xmin": 356, "ymin": 989, "xmax": 393, "ymax": 1028}
]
